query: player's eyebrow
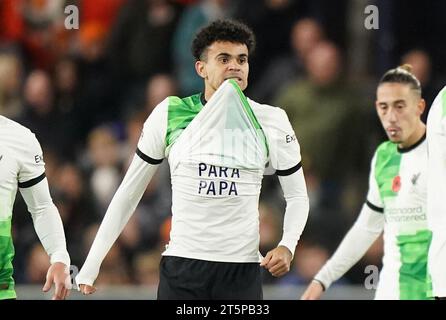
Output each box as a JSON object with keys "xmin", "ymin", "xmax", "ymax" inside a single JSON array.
[
  {"xmin": 378, "ymin": 99, "xmax": 406, "ymax": 105},
  {"xmin": 216, "ymin": 53, "xmax": 248, "ymax": 59}
]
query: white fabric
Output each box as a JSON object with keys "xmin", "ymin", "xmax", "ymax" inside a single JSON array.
[
  {"xmin": 163, "ymin": 80, "xmax": 268, "ymax": 262},
  {"xmin": 161, "ymin": 80, "xmax": 305, "ymax": 262},
  {"xmin": 427, "ymin": 86, "xmax": 446, "ymax": 297},
  {"xmin": 20, "ymin": 181, "xmax": 70, "ymax": 266},
  {"xmin": 0, "ymin": 115, "xmax": 70, "ymax": 266},
  {"xmin": 277, "ymin": 171, "xmax": 309, "ymax": 256}
]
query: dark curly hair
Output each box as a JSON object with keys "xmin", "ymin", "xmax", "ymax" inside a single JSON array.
[
  {"xmin": 191, "ymin": 19, "xmax": 256, "ymax": 61},
  {"xmin": 379, "ymin": 64, "xmax": 422, "ymax": 97}
]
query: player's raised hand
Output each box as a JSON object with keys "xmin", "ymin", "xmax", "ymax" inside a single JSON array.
[
  {"xmin": 260, "ymin": 245, "xmax": 292, "ymax": 277},
  {"xmin": 42, "ymin": 262, "xmax": 71, "ymax": 300},
  {"xmin": 79, "ymin": 284, "xmax": 97, "ymax": 295},
  {"xmin": 301, "ymin": 280, "xmax": 325, "ymax": 300}
]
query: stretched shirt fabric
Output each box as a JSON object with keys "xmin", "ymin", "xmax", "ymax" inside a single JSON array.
[
  {"xmin": 0, "ymin": 116, "xmax": 70, "ymax": 299},
  {"xmin": 315, "ymin": 136, "xmax": 431, "ymax": 300},
  {"xmin": 139, "ymin": 79, "xmax": 304, "ymax": 262},
  {"xmin": 427, "ymin": 86, "xmax": 446, "ymax": 297}
]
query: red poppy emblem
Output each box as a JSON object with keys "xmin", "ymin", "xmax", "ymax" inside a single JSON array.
[{"xmin": 392, "ymin": 176, "xmax": 401, "ymax": 193}]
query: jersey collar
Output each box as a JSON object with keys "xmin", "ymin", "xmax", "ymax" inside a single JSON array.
[{"xmin": 397, "ymin": 132, "xmax": 426, "ymax": 153}]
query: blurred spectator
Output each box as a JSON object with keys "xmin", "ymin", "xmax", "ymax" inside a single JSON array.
[
  {"xmin": 144, "ymin": 73, "xmax": 178, "ymax": 116},
  {"xmin": 400, "ymin": 49, "xmax": 444, "ymax": 122},
  {"xmin": 25, "ymin": 244, "xmax": 51, "ymax": 284},
  {"xmin": 0, "ymin": 0, "xmax": 24, "ymax": 44},
  {"xmin": 172, "ymin": 0, "xmax": 234, "ymax": 95},
  {"xmin": 75, "ymin": 21, "xmax": 117, "ymax": 136},
  {"xmin": 274, "ymin": 41, "xmax": 367, "ymax": 210},
  {"xmin": 0, "ymin": 53, "xmax": 23, "ymax": 118},
  {"xmin": 85, "ymin": 126, "xmax": 123, "ymax": 213},
  {"xmin": 250, "ymin": 17, "xmax": 325, "ymax": 103},
  {"xmin": 80, "ymin": 0, "xmax": 126, "ymax": 32},
  {"xmin": 234, "ymin": 0, "xmax": 301, "ymax": 84},
  {"xmin": 133, "ymin": 250, "xmax": 162, "ymax": 286},
  {"xmin": 123, "ymin": 110, "xmax": 146, "ymax": 155},
  {"xmin": 18, "ymin": 69, "xmax": 69, "ymax": 156},
  {"xmin": 278, "ymin": 242, "xmax": 330, "ymax": 286},
  {"xmin": 17, "ymin": 0, "xmax": 67, "ymax": 69},
  {"xmin": 52, "ymin": 56, "xmax": 84, "ymax": 158},
  {"xmin": 52, "ymin": 163, "xmax": 99, "ymax": 265},
  {"xmin": 107, "ymin": 0, "xmax": 181, "ymax": 112}
]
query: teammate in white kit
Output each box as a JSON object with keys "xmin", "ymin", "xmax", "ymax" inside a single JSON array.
[
  {"xmin": 76, "ymin": 19, "xmax": 309, "ymax": 299},
  {"xmin": 301, "ymin": 65, "xmax": 431, "ymax": 300},
  {"xmin": 426, "ymin": 85, "xmax": 446, "ymax": 299},
  {"xmin": 0, "ymin": 116, "xmax": 71, "ymax": 300}
]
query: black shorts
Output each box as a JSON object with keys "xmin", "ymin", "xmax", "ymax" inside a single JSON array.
[{"xmin": 157, "ymin": 256, "xmax": 263, "ymax": 300}]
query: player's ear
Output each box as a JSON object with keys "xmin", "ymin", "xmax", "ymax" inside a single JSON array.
[
  {"xmin": 195, "ymin": 60, "xmax": 206, "ymax": 79},
  {"xmin": 417, "ymin": 98, "xmax": 426, "ymax": 115}
]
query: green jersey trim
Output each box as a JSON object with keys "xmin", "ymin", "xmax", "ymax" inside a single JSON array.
[
  {"xmin": 375, "ymin": 141, "xmax": 402, "ymax": 200},
  {"xmin": 166, "ymin": 94, "xmax": 203, "ymax": 149},
  {"xmin": 165, "ymin": 84, "xmax": 269, "ymax": 156},
  {"xmin": 0, "ymin": 219, "xmax": 15, "ymax": 299},
  {"xmin": 398, "ymin": 229, "xmax": 432, "ymax": 300},
  {"xmin": 229, "ymin": 79, "xmax": 269, "ymax": 156}
]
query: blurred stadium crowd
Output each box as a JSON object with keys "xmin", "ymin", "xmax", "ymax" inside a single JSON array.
[{"xmin": 1, "ymin": 0, "xmax": 446, "ymax": 289}]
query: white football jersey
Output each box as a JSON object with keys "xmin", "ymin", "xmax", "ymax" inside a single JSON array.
[
  {"xmin": 137, "ymin": 80, "xmax": 302, "ymax": 262},
  {"xmin": 366, "ymin": 138, "xmax": 430, "ymax": 299},
  {"xmin": 0, "ymin": 115, "xmax": 46, "ymax": 299},
  {"xmin": 426, "ymin": 86, "xmax": 446, "ymax": 297}
]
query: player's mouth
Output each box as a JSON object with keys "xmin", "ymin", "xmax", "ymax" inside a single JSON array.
[
  {"xmin": 225, "ymin": 76, "xmax": 243, "ymax": 82},
  {"xmin": 387, "ymin": 127, "xmax": 401, "ymax": 137}
]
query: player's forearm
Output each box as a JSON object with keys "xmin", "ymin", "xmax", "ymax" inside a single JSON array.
[
  {"xmin": 315, "ymin": 205, "xmax": 384, "ymax": 289},
  {"xmin": 20, "ymin": 179, "xmax": 70, "ymax": 267},
  {"xmin": 76, "ymin": 156, "xmax": 159, "ymax": 285},
  {"xmin": 277, "ymin": 170, "xmax": 310, "ymax": 256}
]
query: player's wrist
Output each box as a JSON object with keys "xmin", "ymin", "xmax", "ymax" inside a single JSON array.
[{"xmin": 312, "ymin": 278, "xmax": 326, "ymax": 291}]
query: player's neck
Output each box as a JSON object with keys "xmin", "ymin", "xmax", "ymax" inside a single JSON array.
[
  {"xmin": 204, "ymin": 89, "xmax": 215, "ymax": 102},
  {"xmin": 398, "ymin": 122, "xmax": 426, "ymax": 150}
]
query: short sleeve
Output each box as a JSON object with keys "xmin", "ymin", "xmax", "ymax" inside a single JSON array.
[
  {"xmin": 18, "ymin": 132, "xmax": 45, "ymax": 188},
  {"xmin": 137, "ymin": 99, "xmax": 168, "ymax": 162},
  {"xmin": 267, "ymin": 108, "xmax": 302, "ymax": 175},
  {"xmin": 365, "ymin": 152, "xmax": 384, "ymax": 212}
]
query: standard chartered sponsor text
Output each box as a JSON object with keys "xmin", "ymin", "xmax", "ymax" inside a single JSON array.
[{"xmin": 385, "ymin": 206, "xmax": 426, "ymax": 222}]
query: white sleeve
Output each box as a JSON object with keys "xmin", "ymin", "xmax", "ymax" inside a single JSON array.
[
  {"xmin": 18, "ymin": 134, "xmax": 70, "ymax": 266},
  {"xmin": 267, "ymin": 108, "xmax": 302, "ymax": 172},
  {"xmin": 277, "ymin": 169, "xmax": 309, "ymax": 256},
  {"xmin": 137, "ymin": 99, "xmax": 168, "ymax": 161},
  {"xmin": 314, "ymin": 204, "xmax": 384, "ymax": 289},
  {"xmin": 17, "ymin": 132, "xmax": 45, "ymax": 187},
  {"xmin": 75, "ymin": 155, "xmax": 159, "ymax": 286},
  {"xmin": 20, "ymin": 179, "xmax": 70, "ymax": 267}
]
